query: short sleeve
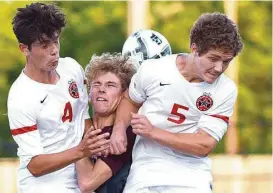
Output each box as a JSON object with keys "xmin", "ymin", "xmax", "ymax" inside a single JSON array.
[
  {"xmin": 8, "ymin": 103, "xmax": 43, "ymax": 168},
  {"xmin": 79, "ymin": 65, "xmax": 90, "ymax": 120},
  {"xmin": 67, "ymin": 57, "xmax": 90, "ymax": 120},
  {"xmin": 128, "ymin": 60, "xmax": 158, "ymax": 104},
  {"xmin": 197, "ymin": 84, "xmax": 238, "ymax": 141}
]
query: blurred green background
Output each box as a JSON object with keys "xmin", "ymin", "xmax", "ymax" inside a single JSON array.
[{"xmin": 0, "ymin": 1, "xmax": 271, "ymax": 157}]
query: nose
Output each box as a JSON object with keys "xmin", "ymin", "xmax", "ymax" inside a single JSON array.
[
  {"xmin": 214, "ymin": 61, "xmax": 223, "ymax": 73},
  {"xmin": 98, "ymin": 85, "xmax": 106, "ymax": 93},
  {"xmin": 50, "ymin": 43, "xmax": 59, "ymax": 56}
]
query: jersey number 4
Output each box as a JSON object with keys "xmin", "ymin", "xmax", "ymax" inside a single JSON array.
[
  {"xmin": 62, "ymin": 102, "xmax": 73, "ymax": 123},
  {"xmin": 167, "ymin": 103, "xmax": 189, "ymax": 124}
]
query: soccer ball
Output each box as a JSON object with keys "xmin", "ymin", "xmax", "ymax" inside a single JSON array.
[{"xmin": 122, "ymin": 29, "xmax": 172, "ymax": 68}]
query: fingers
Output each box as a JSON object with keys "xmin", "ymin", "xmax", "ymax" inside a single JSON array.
[
  {"xmin": 89, "ymin": 128, "xmax": 102, "ymax": 137},
  {"xmin": 109, "ymin": 130, "xmax": 128, "ymax": 155},
  {"xmin": 88, "ymin": 132, "xmax": 109, "ymax": 144},
  {"xmin": 131, "ymin": 112, "xmax": 143, "ymax": 119},
  {"xmin": 110, "ymin": 144, "xmax": 115, "ymax": 154},
  {"xmin": 89, "ymin": 138, "xmax": 110, "ymax": 149},
  {"xmin": 90, "ymin": 126, "xmax": 96, "ymax": 131},
  {"xmin": 112, "ymin": 142, "xmax": 122, "ymax": 155},
  {"xmin": 110, "ymin": 140, "xmax": 127, "ymax": 155},
  {"xmin": 117, "ymin": 141, "xmax": 127, "ymax": 154},
  {"xmin": 132, "ymin": 128, "xmax": 140, "ymax": 135},
  {"xmin": 131, "ymin": 113, "xmax": 147, "ymax": 126},
  {"xmin": 101, "ymin": 148, "xmax": 110, "ymax": 157},
  {"xmin": 132, "ymin": 128, "xmax": 146, "ymax": 136},
  {"xmin": 131, "ymin": 124, "xmax": 142, "ymax": 130},
  {"xmin": 91, "ymin": 144, "xmax": 110, "ymax": 155},
  {"xmin": 83, "ymin": 128, "xmax": 101, "ymax": 139}
]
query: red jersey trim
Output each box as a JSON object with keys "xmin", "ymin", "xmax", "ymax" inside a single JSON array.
[
  {"xmin": 210, "ymin": 115, "xmax": 229, "ymax": 124},
  {"xmin": 11, "ymin": 125, "xmax": 37, "ymax": 136}
]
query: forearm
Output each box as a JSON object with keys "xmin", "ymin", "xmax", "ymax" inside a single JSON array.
[
  {"xmin": 114, "ymin": 90, "xmax": 140, "ymax": 132},
  {"xmin": 151, "ymin": 128, "xmax": 217, "ymax": 157},
  {"xmin": 27, "ymin": 146, "xmax": 84, "ymax": 177},
  {"xmin": 76, "ymin": 157, "xmax": 95, "ymax": 192},
  {"xmin": 77, "ymin": 159, "xmax": 112, "ymax": 192}
]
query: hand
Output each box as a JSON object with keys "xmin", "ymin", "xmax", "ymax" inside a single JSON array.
[
  {"xmin": 78, "ymin": 127, "xmax": 110, "ymax": 158},
  {"xmin": 110, "ymin": 127, "xmax": 127, "ymax": 155},
  {"xmin": 131, "ymin": 112, "xmax": 154, "ymax": 138},
  {"xmin": 101, "ymin": 148, "xmax": 110, "ymax": 158}
]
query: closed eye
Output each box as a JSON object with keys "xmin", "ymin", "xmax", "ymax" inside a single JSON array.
[
  {"xmin": 107, "ymin": 84, "xmax": 116, "ymax": 87},
  {"xmin": 92, "ymin": 82, "xmax": 101, "ymax": 86},
  {"xmin": 223, "ymin": 59, "xmax": 232, "ymax": 64},
  {"xmin": 209, "ymin": 57, "xmax": 218, "ymax": 62},
  {"xmin": 106, "ymin": 83, "xmax": 118, "ymax": 88},
  {"xmin": 42, "ymin": 44, "xmax": 48, "ymax": 49}
]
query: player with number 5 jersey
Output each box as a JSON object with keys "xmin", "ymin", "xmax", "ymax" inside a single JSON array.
[
  {"xmin": 112, "ymin": 12, "xmax": 243, "ymax": 193},
  {"xmin": 126, "ymin": 53, "xmax": 237, "ymax": 191}
]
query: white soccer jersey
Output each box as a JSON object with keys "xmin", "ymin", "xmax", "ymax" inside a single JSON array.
[
  {"xmin": 7, "ymin": 57, "xmax": 90, "ymax": 193},
  {"xmin": 126, "ymin": 54, "xmax": 237, "ymax": 189}
]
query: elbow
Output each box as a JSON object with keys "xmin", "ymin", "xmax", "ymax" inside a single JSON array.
[
  {"xmin": 196, "ymin": 137, "xmax": 217, "ymax": 157},
  {"xmin": 27, "ymin": 165, "xmax": 43, "ymax": 177},
  {"xmin": 27, "ymin": 157, "xmax": 46, "ymax": 177},
  {"xmin": 197, "ymin": 148, "xmax": 211, "ymax": 157},
  {"xmin": 78, "ymin": 180, "xmax": 96, "ymax": 193},
  {"xmin": 195, "ymin": 144, "xmax": 215, "ymax": 157}
]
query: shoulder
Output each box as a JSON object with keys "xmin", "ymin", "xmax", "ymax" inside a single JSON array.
[
  {"xmin": 210, "ymin": 74, "xmax": 238, "ymax": 108},
  {"xmin": 136, "ymin": 54, "xmax": 177, "ymax": 82},
  {"xmin": 140, "ymin": 54, "xmax": 176, "ymax": 71},
  {"xmin": 8, "ymin": 73, "xmax": 37, "ymax": 107},
  {"xmin": 216, "ymin": 74, "xmax": 237, "ymax": 95},
  {"xmin": 58, "ymin": 57, "xmax": 85, "ymax": 85},
  {"xmin": 58, "ymin": 57, "xmax": 84, "ymax": 74},
  {"xmin": 8, "ymin": 74, "xmax": 23, "ymax": 99},
  {"xmin": 59, "ymin": 57, "xmax": 80, "ymax": 66}
]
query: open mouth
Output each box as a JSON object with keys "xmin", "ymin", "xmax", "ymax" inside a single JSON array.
[{"xmin": 96, "ymin": 97, "xmax": 107, "ymax": 101}]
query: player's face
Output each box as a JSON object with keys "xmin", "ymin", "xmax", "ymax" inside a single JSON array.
[
  {"xmin": 195, "ymin": 49, "xmax": 234, "ymax": 84},
  {"xmin": 20, "ymin": 34, "xmax": 60, "ymax": 72},
  {"xmin": 90, "ymin": 72, "xmax": 123, "ymax": 117}
]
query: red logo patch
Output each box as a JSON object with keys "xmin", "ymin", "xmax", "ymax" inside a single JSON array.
[
  {"xmin": 196, "ymin": 93, "xmax": 213, "ymax": 111},
  {"xmin": 68, "ymin": 80, "xmax": 79, "ymax": 98}
]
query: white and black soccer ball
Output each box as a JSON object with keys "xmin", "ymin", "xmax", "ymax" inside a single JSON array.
[{"xmin": 122, "ymin": 29, "xmax": 172, "ymax": 68}]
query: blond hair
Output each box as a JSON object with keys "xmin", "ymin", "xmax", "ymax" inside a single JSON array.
[{"xmin": 85, "ymin": 53, "xmax": 137, "ymax": 92}]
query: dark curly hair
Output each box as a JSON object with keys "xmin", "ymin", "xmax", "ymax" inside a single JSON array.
[
  {"xmin": 190, "ymin": 12, "xmax": 243, "ymax": 56},
  {"xmin": 12, "ymin": 3, "xmax": 66, "ymax": 49}
]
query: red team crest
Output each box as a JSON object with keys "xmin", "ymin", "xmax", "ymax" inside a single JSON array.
[
  {"xmin": 196, "ymin": 93, "xmax": 213, "ymax": 111},
  {"xmin": 68, "ymin": 80, "xmax": 79, "ymax": 98}
]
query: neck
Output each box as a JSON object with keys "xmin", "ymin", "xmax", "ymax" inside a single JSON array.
[
  {"xmin": 92, "ymin": 113, "xmax": 115, "ymax": 130},
  {"xmin": 176, "ymin": 54, "xmax": 203, "ymax": 83},
  {"xmin": 24, "ymin": 61, "xmax": 59, "ymax": 84}
]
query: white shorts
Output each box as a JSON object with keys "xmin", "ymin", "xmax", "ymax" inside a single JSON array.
[{"xmin": 123, "ymin": 185, "xmax": 212, "ymax": 193}]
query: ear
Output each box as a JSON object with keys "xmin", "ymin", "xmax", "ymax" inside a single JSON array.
[
  {"xmin": 190, "ymin": 43, "xmax": 198, "ymax": 56},
  {"xmin": 19, "ymin": 43, "xmax": 30, "ymax": 57}
]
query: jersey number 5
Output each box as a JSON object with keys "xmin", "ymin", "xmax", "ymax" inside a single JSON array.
[
  {"xmin": 62, "ymin": 102, "xmax": 73, "ymax": 123},
  {"xmin": 167, "ymin": 103, "xmax": 189, "ymax": 124}
]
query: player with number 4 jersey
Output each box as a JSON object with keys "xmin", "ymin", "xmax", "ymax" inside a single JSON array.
[
  {"xmin": 8, "ymin": 3, "xmax": 109, "ymax": 193},
  {"xmin": 8, "ymin": 57, "xmax": 91, "ymax": 191}
]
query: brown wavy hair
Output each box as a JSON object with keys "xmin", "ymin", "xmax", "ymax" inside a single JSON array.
[{"xmin": 190, "ymin": 12, "xmax": 243, "ymax": 56}]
